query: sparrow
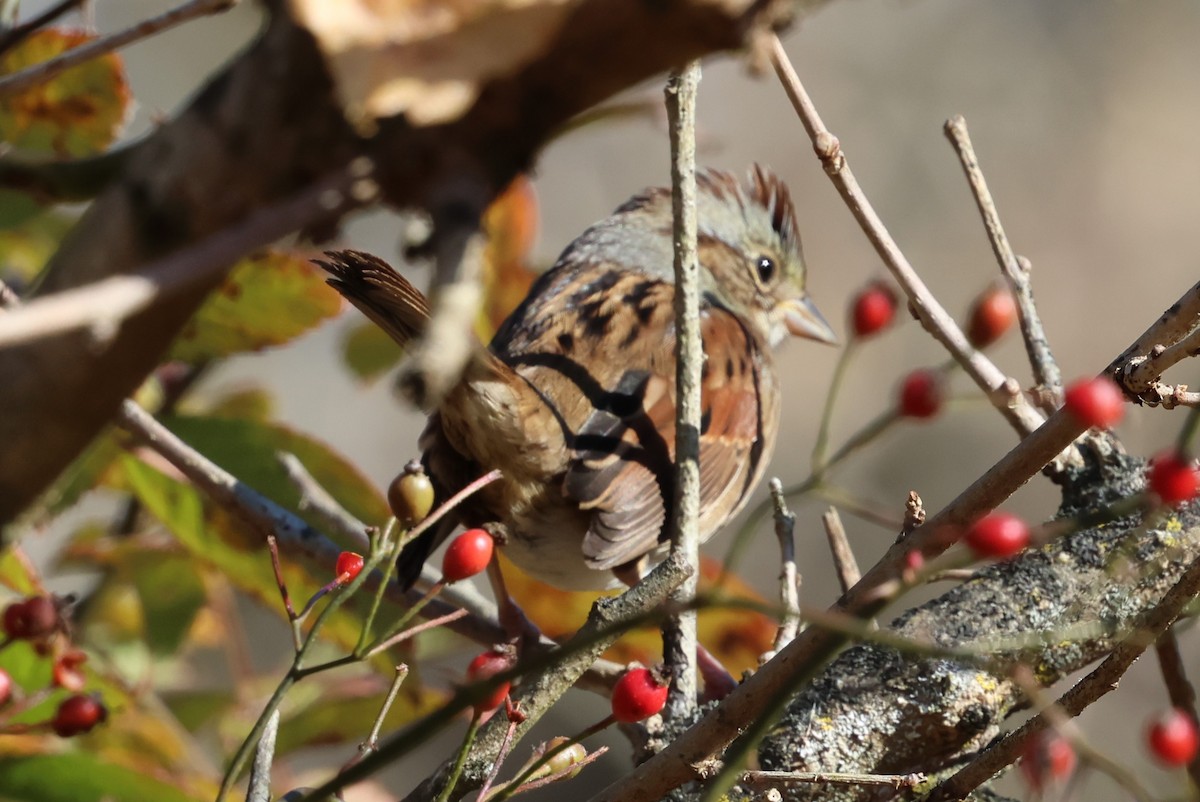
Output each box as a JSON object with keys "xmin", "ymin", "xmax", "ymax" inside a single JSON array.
[{"xmin": 318, "ymin": 165, "xmax": 836, "ymax": 593}]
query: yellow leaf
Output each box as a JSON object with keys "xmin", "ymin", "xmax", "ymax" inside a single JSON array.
[{"xmin": 0, "ymin": 29, "xmax": 130, "ymax": 157}]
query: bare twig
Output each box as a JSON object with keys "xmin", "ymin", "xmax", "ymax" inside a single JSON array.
[
  {"xmin": 0, "ymin": 0, "xmax": 238, "ymax": 96},
  {"xmin": 246, "ymin": 709, "xmax": 279, "ymax": 802},
  {"xmin": 944, "ymin": 116, "xmax": 1064, "ymax": 408},
  {"xmin": 278, "ymin": 451, "xmax": 371, "ymax": 551},
  {"xmin": 360, "ymin": 664, "xmax": 409, "ymax": 755},
  {"xmin": 0, "ymin": 165, "xmax": 370, "ymax": 349},
  {"xmin": 664, "ymin": 59, "xmax": 703, "ymax": 722},
  {"xmin": 1116, "ymin": 323, "xmax": 1200, "ymax": 408},
  {"xmin": 820, "ymin": 507, "xmax": 860, "ymax": 593},
  {"xmin": 768, "ymin": 35, "xmax": 1047, "ymax": 441},
  {"xmin": 114, "ymin": 399, "xmax": 507, "ymax": 648},
  {"xmin": 1108, "ymin": 281, "xmax": 1200, "ymax": 384},
  {"xmin": 928, "ymin": 552, "xmax": 1200, "ymax": 801},
  {"xmin": 769, "ymin": 478, "xmax": 801, "ymax": 653},
  {"xmin": 740, "ymin": 770, "xmax": 924, "ymax": 790},
  {"xmin": 1154, "ymin": 629, "xmax": 1200, "ymax": 786}
]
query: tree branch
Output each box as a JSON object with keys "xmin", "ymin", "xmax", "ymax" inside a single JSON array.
[{"xmin": 664, "ymin": 59, "xmax": 703, "ymax": 723}]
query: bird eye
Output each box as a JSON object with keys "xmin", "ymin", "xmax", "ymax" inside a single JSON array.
[{"xmin": 756, "ymin": 256, "xmax": 776, "ymax": 284}]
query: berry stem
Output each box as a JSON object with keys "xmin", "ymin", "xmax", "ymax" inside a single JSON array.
[
  {"xmin": 811, "ymin": 341, "xmax": 857, "ymax": 472},
  {"xmin": 434, "ymin": 714, "xmax": 481, "ymax": 802},
  {"xmin": 487, "ymin": 716, "xmax": 615, "ymax": 802}
]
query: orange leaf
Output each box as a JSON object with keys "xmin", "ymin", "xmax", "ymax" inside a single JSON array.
[{"xmin": 502, "ymin": 554, "xmax": 775, "ymax": 677}]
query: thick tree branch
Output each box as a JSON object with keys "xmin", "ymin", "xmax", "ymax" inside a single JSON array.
[{"xmin": 0, "ymin": 0, "xmax": 813, "ymax": 526}]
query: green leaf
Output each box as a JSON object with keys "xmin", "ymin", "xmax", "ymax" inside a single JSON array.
[
  {"xmin": 115, "ymin": 454, "xmax": 367, "ymax": 653},
  {"xmin": 162, "ymin": 414, "xmax": 390, "ymax": 536},
  {"xmin": 275, "ymin": 677, "xmax": 446, "ymax": 757},
  {"xmin": 128, "ymin": 551, "xmax": 206, "ymax": 656},
  {"xmin": 342, "ymin": 320, "xmax": 404, "ymax": 382},
  {"xmin": 170, "ymin": 250, "xmax": 342, "ymax": 363},
  {"xmin": 0, "ymin": 29, "xmax": 131, "ymax": 157},
  {"xmin": 0, "ymin": 754, "xmax": 202, "ymax": 802},
  {"xmin": 35, "ymin": 429, "xmax": 121, "ymax": 519}
]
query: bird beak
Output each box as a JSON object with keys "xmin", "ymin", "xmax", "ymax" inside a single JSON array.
[{"xmin": 783, "ymin": 296, "xmax": 838, "ymax": 345}]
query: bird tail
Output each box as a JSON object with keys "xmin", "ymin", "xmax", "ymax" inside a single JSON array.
[{"xmin": 317, "ymin": 249, "xmax": 435, "ymax": 351}]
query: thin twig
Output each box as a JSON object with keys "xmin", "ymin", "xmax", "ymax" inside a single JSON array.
[
  {"xmin": 769, "ymin": 479, "xmax": 801, "ymax": 653},
  {"xmin": 246, "ymin": 710, "xmax": 279, "ymax": 802},
  {"xmin": 278, "ymin": 451, "xmax": 370, "ymax": 551},
  {"xmin": 1154, "ymin": 628, "xmax": 1200, "ymax": 787},
  {"xmin": 0, "ymin": 0, "xmax": 83, "ymax": 55},
  {"xmin": 663, "ymin": 59, "xmax": 703, "ymax": 723},
  {"xmin": 0, "ymin": 165, "xmax": 369, "ymax": 349},
  {"xmin": 0, "ymin": 0, "xmax": 238, "ymax": 96},
  {"xmin": 476, "ymin": 711, "xmax": 522, "ymax": 802},
  {"xmin": 820, "ymin": 507, "xmax": 860, "ymax": 593},
  {"xmin": 740, "ymin": 770, "xmax": 924, "ymax": 789},
  {"xmin": 768, "ymin": 35, "xmax": 1047, "ymax": 441},
  {"xmin": 1108, "ymin": 281, "xmax": 1200, "ymax": 385},
  {"xmin": 1118, "ymin": 324, "xmax": 1200, "ymax": 408},
  {"xmin": 360, "ymin": 664, "xmax": 410, "ymax": 755},
  {"xmin": 114, "ymin": 400, "xmax": 508, "ymax": 649},
  {"xmin": 928, "ymin": 552, "xmax": 1200, "ymax": 801},
  {"xmin": 944, "ymin": 116, "xmax": 1064, "ymax": 409}
]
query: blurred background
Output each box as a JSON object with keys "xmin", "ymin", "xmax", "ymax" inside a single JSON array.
[{"xmin": 21, "ymin": 0, "xmax": 1200, "ymax": 799}]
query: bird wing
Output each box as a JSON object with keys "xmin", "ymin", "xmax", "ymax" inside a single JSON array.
[{"xmin": 500, "ymin": 270, "xmax": 772, "ymax": 572}]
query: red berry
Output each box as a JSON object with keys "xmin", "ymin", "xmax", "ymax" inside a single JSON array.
[
  {"xmin": 52, "ymin": 694, "xmax": 107, "ymax": 737},
  {"xmin": 898, "ymin": 370, "xmax": 943, "ymax": 419},
  {"xmin": 334, "ymin": 551, "xmax": 365, "ymax": 583},
  {"xmin": 611, "ymin": 667, "xmax": 669, "ymax": 723},
  {"xmin": 2, "ymin": 596, "xmax": 58, "ymax": 641},
  {"xmin": 1020, "ymin": 731, "xmax": 1076, "ymax": 791},
  {"xmin": 1147, "ymin": 708, "xmax": 1199, "ymax": 766},
  {"xmin": 466, "ymin": 649, "xmax": 512, "ymax": 713},
  {"xmin": 3, "ymin": 602, "xmax": 29, "ymax": 639},
  {"xmin": 1148, "ymin": 451, "xmax": 1200, "ymax": 506},
  {"xmin": 903, "ymin": 550, "xmax": 925, "ymax": 575},
  {"xmin": 442, "ymin": 529, "xmax": 494, "ymax": 582},
  {"xmin": 0, "ymin": 668, "xmax": 12, "ymax": 706},
  {"xmin": 967, "ymin": 285, "xmax": 1017, "ymax": 348},
  {"xmin": 1063, "ymin": 377, "xmax": 1124, "ymax": 429},
  {"xmin": 851, "ymin": 283, "xmax": 897, "ymax": 338},
  {"xmin": 965, "ymin": 512, "xmax": 1030, "ymax": 558}
]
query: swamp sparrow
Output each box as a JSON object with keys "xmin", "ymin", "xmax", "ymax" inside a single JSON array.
[{"xmin": 319, "ymin": 166, "xmax": 835, "ymax": 592}]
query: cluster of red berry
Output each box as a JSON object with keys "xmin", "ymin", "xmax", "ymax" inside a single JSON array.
[{"xmin": 1, "ymin": 595, "xmax": 105, "ymax": 738}]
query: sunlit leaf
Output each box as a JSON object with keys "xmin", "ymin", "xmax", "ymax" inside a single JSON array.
[
  {"xmin": 0, "ymin": 29, "xmax": 130, "ymax": 157},
  {"xmin": 162, "ymin": 414, "xmax": 389, "ymax": 535},
  {"xmin": 204, "ymin": 386, "xmax": 275, "ymax": 421},
  {"xmin": 342, "ymin": 320, "xmax": 403, "ymax": 383},
  {"xmin": 169, "ymin": 250, "xmax": 342, "ymax": 364},
  {"xmin": 0, "ymin": 753, "xmax": 202, "ymax": 802},
  {"xmin": 0, "ymin": 206, "xmax": 74, "ymax": 276}
]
